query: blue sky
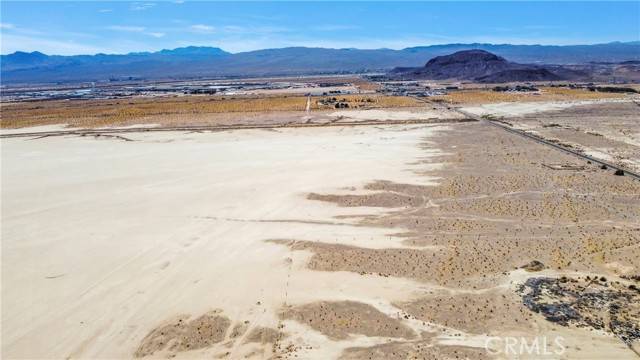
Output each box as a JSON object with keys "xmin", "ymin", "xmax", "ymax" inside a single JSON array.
[{"xmin": 1, "ymin": 1, "xmax": 638, "ymax": 55}]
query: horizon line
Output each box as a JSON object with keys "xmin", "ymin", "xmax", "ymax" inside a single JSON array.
[{"xmin": 2, "ymin": 40, "xmax": 638, "ymax": 57}]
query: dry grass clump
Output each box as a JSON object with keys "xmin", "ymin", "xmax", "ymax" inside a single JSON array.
[
  {"xmin": 280, "ymin": 300, "xmax": 415, "ymax": 340},
  {"xmin": 341, "ymin": 341, "xmax": 490, "ymax": 360},
  {"xmin": 351, "ymin": 77, "xmax": 382, "ymax": 91},
  {"xmin": 134, "ymin": 311, "xmax": 231, "ymax": 358},
  {"xmin": 0, "ymin": 95, "xmax": 311, "ymax": 128},
  {"xmin": 1, "ymin": 93, "xmax": 419, "ymax": 128},
  {"xmin": 432, "ymin": 86, "xmax": 625, "ymax": 104}
]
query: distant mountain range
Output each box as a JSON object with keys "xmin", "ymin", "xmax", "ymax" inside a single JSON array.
[{"xmin": 2, "ymin": 42, "xmax": 639, "ymax": 84}]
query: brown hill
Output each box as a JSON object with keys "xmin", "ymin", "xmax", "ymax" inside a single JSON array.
[{"xmin": 389, "ymin": 50, "xmax": 564, "ymax": 82}]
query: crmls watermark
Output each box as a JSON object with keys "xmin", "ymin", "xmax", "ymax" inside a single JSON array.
[{"xmin": 484, "ymin": 336, "xmax": 566, "ymax": 356}]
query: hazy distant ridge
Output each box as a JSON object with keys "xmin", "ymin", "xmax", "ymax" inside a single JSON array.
[{"xmin": 2, "ymin": 42, "xmax": 639, "ymax": 84}]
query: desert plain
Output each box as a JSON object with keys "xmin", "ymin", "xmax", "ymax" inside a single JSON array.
[{"xmin": 2, "ymin": 82, "xmax": 640, "ymax": 359}]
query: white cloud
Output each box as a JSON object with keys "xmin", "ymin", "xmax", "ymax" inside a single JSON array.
[
  {"xmin": 107, "ymin": 25, "xmax": 146, "ymax": 32},
  {"xmin": 130, "ymin": 2, "xmax": 156, "ymax": 11},
  {"xmin": 174, "ymin": 0, "xmax": 185, "ymax": 4},
  {"xmin": 147, "ymin": 32, "xmax": 165, "ymax": 38},
  {"xmin": 98, "ymin": 9, "xmax": 113, "ymax": 13},
  {"xmin": 0, "ymin": 24, "xmax": 44, "ymax": 36},
  {"xmin": 190, "ymin": 24, "xmax": 215, "ymax": 33}
]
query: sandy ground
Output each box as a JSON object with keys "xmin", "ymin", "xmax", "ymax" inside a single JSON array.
[
  {"xmin": 462, "ymin": 100, "xmax": 640, "ymax": 172},
  {"xmin": 286, "ymin": 122, "xmax": 640, "ymax": 359},
  {"xmin": 1, "ymin": 124, "xmax": 444, "ymax": 359},
  {"xmin": 0, "ymin": 123, "xmax": 163, "ymax": 136},
  {"xmin": 330, "ymin": 108, "xmax": 463, "ymax": 122},
  {"xmin": 2, "ymin": 113, "xmax": 639, "ymax": 359},
  {"xmin": 461, "ymin": 98, "xmax": 635, "ymax": 118}
]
